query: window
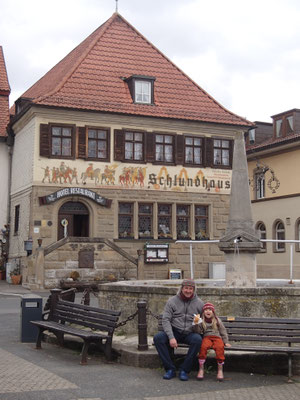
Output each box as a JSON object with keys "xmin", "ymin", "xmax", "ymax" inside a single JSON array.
[
  {"xmin": 125, "ymin": 131, "xmax": 144, "ymax": 161},
  {"xmin": 14, "ymin": 205, "xmax": 20, "ymax": 235},
  {"xmin": 118, "ymin": 203, "xmax": 134, "ymax": 239},
  {"xmin": 88, "ymin": 128, "xmax": 109, "ymax": 160},
  {"xmin": 185, "ymin": 136, "xmax": 202, "ymax": 165},
  {"xmin": 135, "ymin": 80, "xmax": 151, "ymax": 104},
  {"xmin": 274, "ymin": 221, "xmax": 285, "ymax": 252},
  {"xmin": 138, "ymin": 204, "xmax": 153, "ymax": 238},
  {"xmin": 155, "ymin": 134, "xmax": 174, "ymax": 163},
  {"xmin": 255, "ymin": 172, "xmax": 265, "ymax": 199},
  {"xmin": 158, "ymin": 204, "xmax": 172, "ymax": 239},
  {"xmin": 275, "ymin": 119, "xmax": 282, "ymax": 137},
  {"xmin": 213, "ymin": 139, "xmax": 230, "ymax": 166},
  {"xmin": 287, "ymin": 116, "xmax": 294, "ymax": 134},
  {"xmin": 248, "ymin": 129, "xmax": 256, "ymax": 144},
  {"xmin": 51, "ymin": 126, "xmax": 73, "ymax": 157},
  {"xmin": 125, "ymin": 75, "xmax": 155, "ymax": 105},
  {"xmin": 176, "ymin": 205, "xmax": 190, "ymax": 239},
  {"xmin": 256, "ymin": 222, "xmax": 266, "ymax": 251},
  {"xmin": 195, "ymin": 205, "xmax": 209, "ymax": 240}
]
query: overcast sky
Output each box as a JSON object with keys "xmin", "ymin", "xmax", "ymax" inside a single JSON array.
[{"xmin": 1, "ymin": 0, "xmax": 300, "ymax": 122}]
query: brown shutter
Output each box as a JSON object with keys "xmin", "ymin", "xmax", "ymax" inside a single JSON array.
[
  {"xmin": 77, "ymin": 127, "xmax": 87, "ymax": 159},
  {"xmin": 40, "ymin": 124, "xmax": 50, "ymax": 157},
  {"xmin": 205, "ymin": 138, "xmax": 214, "ymax": 167},
  {"xmin": 146, "ymin": 132, "xmax": 155, "ymax": 162},
  {"xmin": 176, "ymin": 135, "xmax": 184, "ymax": 165},
  {"xmin": 114, "ymin": 129, "xmax": 124, "ymax": 161}
]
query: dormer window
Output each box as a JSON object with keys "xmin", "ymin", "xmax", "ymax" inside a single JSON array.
[
  {"xmin": 135, "ymin": 80, "xmax": 151, "ymax": 103},
  {"xmin": 125, "ymin": 75, "xmax": 155, "ymax": 105}
]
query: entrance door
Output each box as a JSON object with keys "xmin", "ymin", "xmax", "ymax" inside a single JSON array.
[{"xmin": 58, "ymin": 201, "xmax": 89, "ymax": 240}]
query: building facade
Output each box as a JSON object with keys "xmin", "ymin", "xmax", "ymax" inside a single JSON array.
[
  {"xmin": 8, "ymin": 13, "xmax": 252, "ymax": 288},
  {"xmin": 247, "ymin": 109, "xmax": 300, "ymax": 279}
]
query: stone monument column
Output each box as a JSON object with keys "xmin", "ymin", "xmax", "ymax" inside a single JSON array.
[{"xmin": 218, "ymin": 131, "xmax": 262, "ymax": 287}]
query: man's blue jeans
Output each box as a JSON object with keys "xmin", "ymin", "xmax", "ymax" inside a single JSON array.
[{"xmin": 154, "ymin": 329, "xmax": 202, "ymax": 373}]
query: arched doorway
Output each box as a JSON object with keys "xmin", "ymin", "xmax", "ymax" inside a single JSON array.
[{"xmin": 58, "ymin": 201, "xmax": 89, "ymax": 240}]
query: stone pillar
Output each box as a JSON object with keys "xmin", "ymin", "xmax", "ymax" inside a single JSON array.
[
  {"xmin": 137, "ymin": 249, "xmax": 145, "ymax": 280},
  {"xmin": 35, "ymin": 247, "xmax": 45, "ymax": 289},
  {"xmin": 219, "ymin": 131, "xmax": 262, "ymax": 287}
]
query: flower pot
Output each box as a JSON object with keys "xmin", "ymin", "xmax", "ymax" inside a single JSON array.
[{"xmin": 11, "ymin": 274, "xmax": 22, "ymax": 285}]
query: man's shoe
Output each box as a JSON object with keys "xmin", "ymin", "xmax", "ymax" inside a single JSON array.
[
  {"xmin": 179, "ymin": 370, "xmax": 189, "ymax": 381},
  {"xmin": 163, "ymin": 369, "xmax": 176, "ymax": 380}
]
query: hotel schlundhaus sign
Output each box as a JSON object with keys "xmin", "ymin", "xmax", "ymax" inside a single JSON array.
[{"xmin": 39, "ymin": 187, "xmax": 111, "ymax": 207}]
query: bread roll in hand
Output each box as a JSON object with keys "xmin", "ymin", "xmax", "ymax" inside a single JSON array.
[{"xmin": 193, "ymin": 314, "xmax": 202, "ymax": 324}]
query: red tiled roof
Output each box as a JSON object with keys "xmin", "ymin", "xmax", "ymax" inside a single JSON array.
[
  {"xmin": 0, "ymin": 46, "xmax": 10, "ymax": 137},
  {"xmin": 247, "ymin": 131, "xmax": 300, "ymax": 153},
  {"xmin": 20, "ymin": 13, "xmax": 252, "ymax": 127}
]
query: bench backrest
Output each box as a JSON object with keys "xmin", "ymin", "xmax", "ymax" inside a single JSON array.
[
  {"xmin": 158, "ymin": 315, "xmax": 300, "ymax": 344},
  {"xmin": 219, "ymin": 316, "xmax": 300, "ymax": 344},
  {"xmin": 53, "ymin": 299, "xmax": 121, "ymax": 335}
]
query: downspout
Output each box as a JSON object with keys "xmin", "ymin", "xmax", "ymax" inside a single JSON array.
[{"xmin": 5, "ymin": 125, "xmax": 15, "ymax": 258}]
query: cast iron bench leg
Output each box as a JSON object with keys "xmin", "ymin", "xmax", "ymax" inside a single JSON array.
[
  {"xmin": 80, "ymin": 340, "xmax": 89, "ymax": 365},
  {"xmin": 36, "ymin": 328, "xmax": 44, "ymax": 349},
  {"xmin": 287, "ymin": 354, "xmax": 293, "ymax": 383}
]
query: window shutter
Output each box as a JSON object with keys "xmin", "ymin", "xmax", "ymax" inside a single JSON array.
[
  {"xmin": 205, "ymin": 138, "xmax": 214, "ymax": 167},
  {"xmin": 146, "ymin": 132, "xmax": 155, "ymax": 162},
  {"xmin": 114, "ymin": 129, "xmax": 124, "ymax": 161},
  {"xmin": 77, "ymin": 127, "xmax": 87, "ymax": 159},
  {"xmin": 176, "ymin": 135, "xmax": 184, "ymax": 165},
  {"xmin": 40, "ymin": 124, "xmax": 50, "ymax": 157}
]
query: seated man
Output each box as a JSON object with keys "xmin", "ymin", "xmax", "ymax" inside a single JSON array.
[{"xmin": 154, "ymin": 279, "xmax": 204, "ymax": 381}]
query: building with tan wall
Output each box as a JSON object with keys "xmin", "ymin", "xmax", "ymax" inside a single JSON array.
[
  {"xmin": 247, "ymin": 109, "xmax": 300, "ymax": 279},
  {"xmin": 7, "ymin": 13, "xmax": 252, "ymax": 288}
]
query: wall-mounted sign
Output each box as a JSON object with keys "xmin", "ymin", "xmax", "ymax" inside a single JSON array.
[
  {"xmin": 145, "ymin": 244, "xmax": 169, "ymax": 263},
  {"xmin": 169, "ymin": 269, "xmax": 182, "ymax": 279},
  {"xmin": 39, "ymin": 187, "xmax": 112, "ymax": 207}
]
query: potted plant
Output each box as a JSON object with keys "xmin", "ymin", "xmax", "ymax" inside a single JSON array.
[{"xmin": 10, "ymin": 265, "xmax": 22, "ymax": 285}]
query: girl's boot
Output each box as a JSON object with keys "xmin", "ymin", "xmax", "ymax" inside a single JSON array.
[
  {"xmin": 197, "ymin": 359, "xmax": 205, "ymax": 380},
  {"xmin": 217, "ymin": 362, "xmax": 224, "ymax": 382}
]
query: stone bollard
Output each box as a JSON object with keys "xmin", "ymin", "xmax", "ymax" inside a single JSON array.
[{"xmin": 137, "ymin": 299, "xmax": 148, "ymax": 351}]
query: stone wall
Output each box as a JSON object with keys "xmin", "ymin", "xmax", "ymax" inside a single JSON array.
[{"xmin": 97, "ymin": 281, "xmax": 300, "ymax": 335}]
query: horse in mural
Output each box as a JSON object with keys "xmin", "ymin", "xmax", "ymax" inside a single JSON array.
[{"xmin": 81, "ymin": 167, "xmax": 102, "ymax": 185}]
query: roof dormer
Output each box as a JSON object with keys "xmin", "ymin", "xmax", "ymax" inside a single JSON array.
[{"xmin": 125, "ymin": 75, "xmax": 156, "ymax": 105}]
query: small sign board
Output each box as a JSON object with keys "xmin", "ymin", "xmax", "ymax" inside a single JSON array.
[
  {"xmin": 145, "ymin": 243, "xmax": 169, "ymax": 263},
  {"xmin": 169, "ymin": 269, "xmax": 182, "ymax": 279}
]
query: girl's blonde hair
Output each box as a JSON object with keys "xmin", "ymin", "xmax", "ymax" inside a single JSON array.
[{"xmin": 202, "ymin": 315, "xmax": 218, "ymax": 332}]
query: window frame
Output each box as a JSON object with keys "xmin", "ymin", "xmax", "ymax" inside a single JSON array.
[
  {"xmin": 154, "ymin": 133, "xmax": 175, "ymax": 164},
  {"xmin": 50, "ymin": 123, "xmax": 75, "ymax": 159},
  {"xmin": 138, "ymin": 203, "xmax": 153, "ymax": 239},
  {"xmin": 273, "ymin": 220, "xmax": 286, "ymax": 252},
  {"xmin": 256, "ymin": 222, "xmax": 267, "ymax": 251},
  {"xmin": 87, "ymin": 127, "xmax": 110, "ymax": 162},
  {"xmin": 183, "ymin": 135, "xmax": 204, "ymax": 166},
  {"xmin": 255, "ymin": 171, "xmax": 265, "ymax": 200},
  {"xmin": 212, "ymin": 138, "xmax": 231, "ymax": 167},
  {"xmin": 124, "ymin": 130, "xmax": 145, "ymax": 162},
  {"xmin": 14, "ymin": 205, "xmax": 20, "ymax": 235},
  {"xmin": 158, "ymin": 203, "xmax": 172, "ymax": 239},
  {"xmin": 176, "ymin": 204, "xmax": 191, "ymax": 240},
  {"xmin": 118, "ymin": 202, "xmax": 134, "ymax": 239},
  {"xmin": 195, "ymin": 205, "xmax": 209, "ymax": 240}
]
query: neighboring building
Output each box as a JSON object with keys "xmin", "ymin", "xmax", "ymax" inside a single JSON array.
[
  {"xmin": 8, "ymin": 13, "xmax": 252, "ymax": 288},
  {"xmin": 0, "ymin": 46, "xmax": 10, "ymax": 263},
  {"xmin": 247, "ymin": 109, "xmax": 300, "ymax": 279}
]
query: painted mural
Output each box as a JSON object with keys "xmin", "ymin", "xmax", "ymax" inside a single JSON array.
[{"xmin": 40, "ymin": 162, "xmax": 231, "ymax": 193}]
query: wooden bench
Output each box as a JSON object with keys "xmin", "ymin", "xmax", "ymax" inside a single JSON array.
[
  {"xmin": 158, "ymin": 315, "xmax": 300, "ymax": 380},
  {"xmin": 31, "ymin": 299, "xmax": 121, "ymax": 364}
]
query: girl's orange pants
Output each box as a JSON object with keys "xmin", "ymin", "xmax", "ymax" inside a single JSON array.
[{"xmin": 198, "ymin": 335, "xmax": 225, "ymax": 363}]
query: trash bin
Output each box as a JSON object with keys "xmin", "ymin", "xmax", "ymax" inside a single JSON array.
[{"xmin": 20, "ymin": 294, "xmax": 43, "ymax": 343}]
